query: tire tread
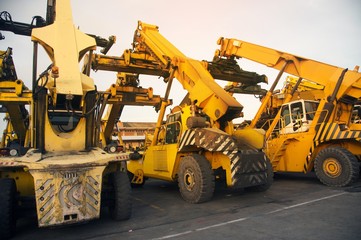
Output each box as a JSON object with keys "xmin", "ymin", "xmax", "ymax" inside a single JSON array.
[{"xmin": 314, "ymin": 146, "xmax": 359, "ymax": 187}]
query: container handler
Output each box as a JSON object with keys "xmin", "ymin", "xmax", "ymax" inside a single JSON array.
[
  {"xmin": 91, "ymin": 21, "xmax": 273, "ymax": 203},
  {"xmin": 212, "ymin": 37, "xmax": 361, "ymax": 187},
  {"xmin": 0, "ymin": 1, "xmax": 132, "ymax": 238}
]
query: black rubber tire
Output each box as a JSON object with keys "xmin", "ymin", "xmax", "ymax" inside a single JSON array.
[
  {"xmin": 246, "ymin": 158, "xmax": 274, "ymax": 192},
  {"xmin": 109, "ymin": 172, "xmax": 132, "ymax": 221},
  {"xmin": 314, "ymin": 146, "xmax": 360, "ymax": 187},
  {"xmin": 177, "ymin": 154, "xmax": 215, "ymax": 203},
  {"xmin": 0, "ymin": 178, "xmax": 17, "ymax": 239}
]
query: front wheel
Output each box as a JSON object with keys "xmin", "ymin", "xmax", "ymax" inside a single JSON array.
[
  {"xmin": 109, "ymin": 172, "xmax": 132, "ymax": 221},
  {"xmin": 0, "ymin": 178, "xmax": 17, "ymax": 239},
  {"xmin": 178, "ymin": 154, "xmax": 215, "ymax": 203},
  {"xmin": 314, "ymin": 146, "xmax": 359, "ymax": 187}
]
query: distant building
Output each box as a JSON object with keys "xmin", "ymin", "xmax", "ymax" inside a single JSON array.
[{"xmin": 116, "ymin": 122, "xmax": 156, "ymax": 151}]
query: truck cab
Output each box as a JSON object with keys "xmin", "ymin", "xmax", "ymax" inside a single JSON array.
[{"xmin": 279, "ymin": 99, "xmax": 319, "ymax": 134}]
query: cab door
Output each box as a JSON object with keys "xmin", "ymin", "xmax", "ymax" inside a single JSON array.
[{"xmin": 142, "ymin": 112, "xmax": 182, "ymax": 180}]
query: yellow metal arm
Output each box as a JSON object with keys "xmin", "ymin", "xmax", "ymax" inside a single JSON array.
[
  {"xmin": 99, "ymin": 73, "xmax": 163, "ymax": 147},
  {"xmin": 133, "ymin": 21, "xmax": 243, "ymax": 122},
  {"xmin": 215, "ymin": 38, "xmax": 361, "ymax": 100},
  {"xmin": 92, "ymin": 51, "xmax": 169, "ymax": 78},
  {"xmin": 92, "ymin": 50, "xmax": 267, "ymax": 96}
]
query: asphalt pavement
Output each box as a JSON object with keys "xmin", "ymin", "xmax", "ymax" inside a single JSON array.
[{"xmin": 11, "ymin": 172, "xmax": 361, "ymax": 240}]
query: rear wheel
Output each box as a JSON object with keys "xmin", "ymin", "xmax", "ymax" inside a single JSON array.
[
  {"xmin": 314, "ymin": 147, "xmax": 359, "ymax": 187},
  {"xmin": 0, "ymin": 178, "xmax": 17, "ymax": 239},
  {"xmin": 178, "ymin": 154, "xmax": 215, "ymax": 203},
  {"xmin": 109, "ymin": 172, "xmax": 132, "ymax": 221}
]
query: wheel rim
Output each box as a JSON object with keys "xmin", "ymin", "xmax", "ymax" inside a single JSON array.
[
  {"xmin": 183, "ymin": 168, "xmax": 195, "ymax": 191},
  {"xmin": 9, "ymin": 149, "xmax": 18, "ymax": 156},
  {"xmin": 323, "ymin": 158, "xmax": 342, "ymax": 178},
  {"xmin": 109, "ymin": 146, "xmax": 117, "ymax": 153}
]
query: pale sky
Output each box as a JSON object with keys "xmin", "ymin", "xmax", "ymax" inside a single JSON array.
[{"xmin": 1, "ymin": 0, "xmax": 360, "ymax": 123}]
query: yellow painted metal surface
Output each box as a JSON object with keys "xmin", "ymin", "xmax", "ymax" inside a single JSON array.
[
  {"xmin": 127, "ymin": 160, "xmax": 144, "ymax": 184},
  {"xmin": 338, "ymin": 141, "xmax": 361, "ymax": 156},
  {"xmin": 44, "ymin": 113, "xmax": 86, "ymax": 151},
  {"xmin": 142, "ymin": 143, "xmax": 180, "ymax": 181},
  {"xmin": 135, "ymin": 21, "xmax": 243, "ymax": 122},
  {"xmin": 0, "ymin": 0, "xmax": 132, "ymax": 230},
  {"xmin": 0, "ymin": 148, "xmax": 129, "ymax": 227},
  {"xmin": 322, "ymin": 158, "xmax": 342, "ymax": 178},
  {"xmin": 216, "ymin": 37, "xmax": 361, "ymax": 102},
  {"xmin": 205, "ymin": 151, "xmax": 233, "ymax": 186},
  {"xmin": 233, "ymin": 128, "xmax": 265, "ymax": 150},
  {"xmin": 30, "ymin": 165, "xmax": 105, "ymax": 227},
  {"xmin": 123, "ymin": 22, "xmax": 271, "ymax": 190},
  {"xmin": 0, "ymin": 90, "xmax": 32, "ymax": 102},
  {"xmin": 0, "ymin": 170, "xmax": 34, "ymax": 196},
  {"xmin": 31, "ymin": 0, "xmax": 96, "ymax": 98},
  {"xmin": 216, "ymin": 37, "xmax": 361, "ymax": 175},
  {"xmin": 285, "ymin": 76, "xmax": 324, "ymax": 91},
  {"xmin": 0, "ymin": 80, "xmax": 24, "ymax": 96},
  {"xmin": 266, "ymin": 134, "xmax": 314, "ymax": 172}
]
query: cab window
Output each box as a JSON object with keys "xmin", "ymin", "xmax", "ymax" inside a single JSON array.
[
  {"xmin": 290, "ymin": 102, "xmax": 304, "ymax": 121},
  {"xmin": 281, "ymin": 105, "xmax": 291, "ymax": 126}
]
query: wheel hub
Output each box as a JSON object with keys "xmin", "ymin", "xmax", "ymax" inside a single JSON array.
[
  {"xmin": 323, "ymin": 158, "xmax": 342, "ymax": 178},
  {"xmin": 184, "ymin": 169, "xmax": 195, "ymax": 191},
  {"xmin": 109, "ymin": 145, "xmax": 117, "ymax": 153}
]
